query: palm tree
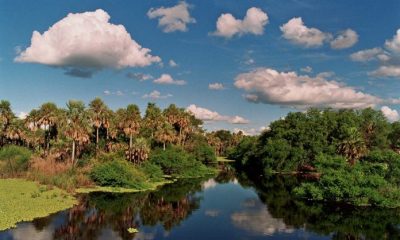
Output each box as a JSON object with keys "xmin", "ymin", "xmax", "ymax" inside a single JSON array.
[
  {"xmin": 155, "ymin": 121, "xmax": 175, "ymax": 150},
  {"xmin": 88, "ymin": 97, "xmax": 109, "ymax": 152},
  {"xmin": 176, "ymin": 111, "xmax": 190, "ymax": 146},
  {"xmin": 63, "ymin": 100, "xmax": 91, "ymax": 166},
  {"xmin": 337, "ymin": 127, "xmax": 367, "ymax": 165},
  {"xmin": 129, "ymin": 138, "xmax": 150, "ymax": 164},
  {"xmin": 117, "ymin": 104, "xmax": 141, "ymax": 160},
  {"xmin": 36, "ymin": 102, "xmax": 60, "ymax": 155},
  {"xmin": 143, "ymin": 103, "xmax": 163, "ymax": 139},
  {"xmin": 5, "ymin": 118, "xmax": 25, "ymax": 145},
  {"xmin": 0, "ymin": 100, "xmax": 15, "ymax": 146}
]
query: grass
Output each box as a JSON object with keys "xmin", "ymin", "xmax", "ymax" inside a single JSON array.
[
  {"xmin": 217, "ymin": 156, "xmax": 235, "ymax": 162},
  {"xmin": 0, "ymin": 178, "xmax": 77, "ymax": 231},
  {"xmin": 75, "ymin": 179, "xmax": 174, "ymax": 193}
]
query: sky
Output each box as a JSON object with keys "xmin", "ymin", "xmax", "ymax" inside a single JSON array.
[{"xmin": 1, "ymin": 0, "xmax": 400, "ymax": 135}]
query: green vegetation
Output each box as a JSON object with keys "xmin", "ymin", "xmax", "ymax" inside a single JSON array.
[
  {"xmin": 0, "ymin": 98, "xmax": 221, "ymax": 202},
  {"xmin": 0, "ymin": 178, "xmax": 76, "ymax": 231},
  {"xmin": 230, "ymin": 108, "xmax": 400, "ymax": 207},
  {"xmin": 0, "ymin": 145, "xmax": 31, "ymax": 176}
]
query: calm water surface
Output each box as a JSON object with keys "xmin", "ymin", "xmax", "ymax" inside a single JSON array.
[{"xmin": 1, "ymin": 169, "xmax": 400, "ymax": 240}]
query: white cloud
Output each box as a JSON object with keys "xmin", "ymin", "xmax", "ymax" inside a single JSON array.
[
  {"xmin": 142, "ymin": 90, "xmax": 172, "ymax": 100},
  {"xmin": 385, "ymin": 29, "xmax": 400, "ymax": 53},
  {"xmin": 233, "ymin": 126, "xmax": 268, "ymax": 136},
  {"xmin": 370, "ymin": 66, "xmax": 400, "ymax": 77},
  {"xmin": 208, "ymin": 83, "xmax": 225, "ymax": 90},
  {"xmin": 330, "ymin": 29, "xmax": 358, "ymax": 49},
  {"xmin": 153, "ymin": 74, "xmax": 186, "ymax": 85},
  {"xmin": 103, "ymin": 90, "xmax": 125, "ymax": 96},
  {"xmin": 126, "ymin": 72, "xmax": 153, "ymax": 81},
  {"xmin": 16, "ymin": 111, "xmax": 28, "ymax": 119},
  {"xmin": 169, "ymin": 59, "xmax": 178, "ymax": 67},
  {"xmin": 300, "ymin": 66, "xmax": 312, "ymax": 73},
  {"xmin": 351, "ymin": 29, "xmax": 400, "ymax": 78},
  {"xmin": 186, "ymin": 104, "xmax": 249, "ymax": 124},
  {"xmin": 15, "ymin": 9, "xmax": 160, "ymax": 78},
  {"xmin": 234, "ymin": 67, "xmax": 381, "ymax": 109},
  {"xmin": 147, "ymin": 1, "xmax": 195, "ymax": 33},
  {"xmin": 280, "ymin": 17, "xmax": 331, "ymax": 47},
  {"xmin": 212, "ymin": 7, "xmax": 268, "ymax": 38},
  {"xmin": 381, "ymin": 106, "xmax": 399, "ymax": 122},
  {"xmin": 350, "ymin": 47, "xmax": 385, "ymax": 62}
]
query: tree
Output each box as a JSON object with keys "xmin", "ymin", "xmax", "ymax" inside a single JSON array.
[
  {"xmin": 129, "ymin": 138, "xmax": 150, "ymax": 164},
  {"xmin": 0, "ymin": 100, "xmax": 15, "ymax": 146},
  {"xmin": 117, "ymin": 104, "xmax": 141, "ymax": 160},
  {"xmin": 89, "ymin": 97, "xmax": 109, "ymax": 152},
  {"xmin": 143, "ymin": 103, "xmax": 163, "ymax": 139},
  {"xmin": 36, "ymin": 102, "xmax": 60, "ymax": 155},
  {"xmin": 155, "ymin": 121, "xmax": 175, "ymax": 150},
  {"xmin": 337, "ymin": 127, "xmax": 367, "ymax": 165},
  {"xmin": 63, "ymin": 100, "xmax": 91, "ymax": 166}
]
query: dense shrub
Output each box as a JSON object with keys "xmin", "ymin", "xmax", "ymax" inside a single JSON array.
[
  {"xmin": 190, "ymin": 143, "xmax": 216, "ymax": 165},
  {"xmin": 0, "ymin": 145, "xmax": 32, "ymax": 176},
  {"xmin": 149, "ymin": 147, "xmax": 213, "ymax": 178},
  {"xmin": 90, "ymin": 160, "xmax": 148, "ymax": 189},
  {"xmin": 139, "ymin": 161, "xmax": 164, "ymax": 182},
  {"xmin": 293, "ymin": 154, "xmax": 400, "ymax": 208}
]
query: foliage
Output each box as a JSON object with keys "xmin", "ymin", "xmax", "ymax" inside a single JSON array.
[
  {"xmin": 0, "ymin": 178, "xmax": 76, "ymax": 231},
  {"xmin": 90, "ymin": 160, "xmax": 149, "ymax": 189},
  {"xmin": 149, "ymin": 147, "xmax": 214, "ymax": 178},
  {"xmin": 190, "ymin": 143, "xmax": 217, "ymax": 165},
  {"xmin": 0, "ymin": 145, "xmax": 32, "ymax": 176},
  {"xmin": 293, "ymin": 154, "xmax": 400, "ymax": 207},
  {"xmin": 139, "ymin": 161, "xmax": 164, "ymax": 182}
]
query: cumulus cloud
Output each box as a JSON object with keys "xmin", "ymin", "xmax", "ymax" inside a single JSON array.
[
  {"xmin": 350, "ymin": 48, "xmax": 386, "ymax": 62},
  {"xmin": 169, "ymin": 59, "xmax": 178, "ymax": 67},
  {"xmin": 153, "ymin": 74, "xmax": 186, "ymax": 85},
  {"xmin": 280, "ymin": 17, "xmax": 331, "ymax": 47},
  {"xmin": 186, "ymin": 104, "xmax": 249, "ymax": 124},
  {"xmin": 142, "ymin": 90, "xmax": 172, "ymax": 100},
  {"xmin": 208, "ymin": 83, "xmax": 225, "ymax": 90},
  {"xmin": 351, "ymin": 29, "xmax": 400, "ymax": 78},
  {"xmin": 381, "ymin": 106, "xmax": 399, "ymax": 122},
  {"xmin": 300, "ymin": 66, "xmax": 312, "ymax": 73},
  {"xmin": 212, "ymin": 7, "xmax": 268, "ymax": 38},
  {"xmin": 234, "ymin": 67, "xmax": 381, "ymax": 109},
  {"xmin": 147, "ymin": 1, "xmax": 195, "ymax": 33},
  {"xmin": 385, "ymin": 29, "xmax": 400, "ymax": 53},
  {"xmin": 15, "ymin": 9, "xmax": 161, "ymax": 78},
  {"xmin": 281, "ymin": 18, "xmax": 357, "ymax": 49},
  {"xmin": 234, "ymin": 126, "xmax": 268, "ymax": 136},
  {"xmin": 330, "ymin": 29, "xmax": 358, "ymax": 49},
  {"xmin": 370, "ymin": 66, "xmax": 400, "ymax": 77},
  {"xmin": 126, "ymin": 72, "xmax": 153, "ymax": 81},
  {"xmin": 16, "ymin": 111, "xmax": 28, "ymax": 119}
]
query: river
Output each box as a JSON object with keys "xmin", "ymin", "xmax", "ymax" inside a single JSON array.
[{"xmin": 1, "ymin": 168, "xmax": 400, "ymax": 239}]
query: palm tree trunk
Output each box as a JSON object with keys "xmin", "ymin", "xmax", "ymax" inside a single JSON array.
[
  {"xmin": 71, "ymin": 140, "xmax": 76, "ymax": 166},
  {"xmin": 129, "ymin": 133, "xmax": 133, "ymax": 160},
  {"xmin": 163, "ymin": 142, "xmax": 166, "ymax": 151},
  {"xmin": 96, "ymin": 127, "xmax": 99, "ymax": 155}
]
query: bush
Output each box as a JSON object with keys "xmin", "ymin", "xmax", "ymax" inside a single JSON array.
[
  {"xmin": 149, "ymin": 147, "xmax": 213, "ymax": 178},
  {"xmin": 139, "ymin": 161, "xmax": 164, "ymax": 182},
  {"xmin": 0, "ymin": 145, "xmax": 32, "ymax": 176},
  {"xmin": 90, "ymin": 160, "xmax": 148, "ymax": 189},
  {"xmin": 190, "ymin": 143, "xmax": 216, "ymax": 165},
  {"xmin": 294, "ymin": 154, "xmax": 400, "ymax": 207}
]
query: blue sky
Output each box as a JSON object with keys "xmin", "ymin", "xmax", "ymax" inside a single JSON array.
[{"xmin": 1, "ymin": 0, "xmax": 400, "ymax": 134}]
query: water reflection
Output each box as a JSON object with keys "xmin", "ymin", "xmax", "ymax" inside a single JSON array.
[
  {"xmin": 2, "ymin": 169, "xmax": 400, "ymax": 239},
  {"xmin": 238, "ymin": 173, "xmax": 400, "ymax": 239}
]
